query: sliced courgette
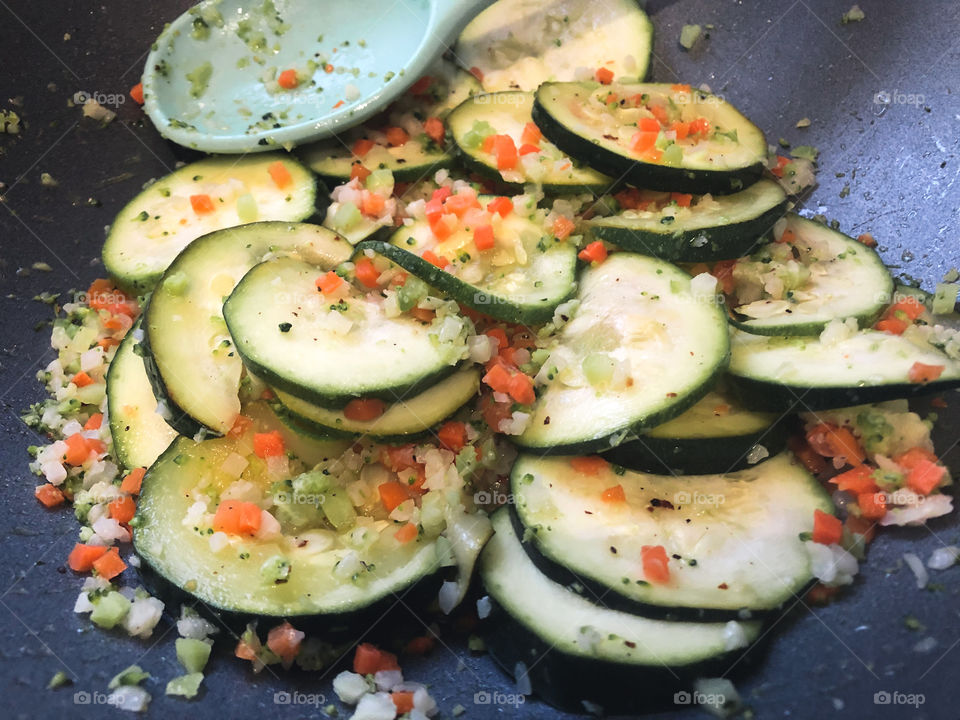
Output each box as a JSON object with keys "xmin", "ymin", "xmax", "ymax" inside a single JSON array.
[
  {"xmin": 456, "ymin": 0, "xmax": 654, "ymax": 92},
  {"xmin": 106, "ymin": 321, "xmax": 179, "ymax": 471},
  {"xmin": 103, "ymin": 155, "xmax": 316, "ymax": 292},
  {"xmin": 447, "ymin": 91, "xmax": 613, "ymax": 193},
  {"xmin": 357, "ymin": 198, "xmax": 577, "ymax": 324},
  {"xmin": 533, "ymin": 82, "xmax": 767, "ymax": 195},
  {"xmin": 727, "ymin": 327, "xmax": 960, "ymax": 411},
  {"xmin": 515, "ymin": 253, "xmax": 729, "ymax": 453},
  {"xmin": 480, "ymin": 509, "xmax": 762, "ymax": 711},
  {"xmin": 511, "ymin": 452, "xmax": 831, "ymax": 618},
  {"xmin": 587, "ymin": 179, "xmax": 787, "ymax": 261},
  {"xmin": 728, "ymin": 214, "xmax": 893, "ymax": 335},
  {"xmin": 273, "ymin": 368, "xmax": 480, "ymax": 440},
  {"xmin": 603, "ymin": 388, "xmax": 786, "ymax": 475},
  {"xmin": 223, "ymin": 256, "xmax": 468, "ymax": 408},
  {"xmin": 144, "ymin": 222, "xmax": 353, "ymax": 434}
]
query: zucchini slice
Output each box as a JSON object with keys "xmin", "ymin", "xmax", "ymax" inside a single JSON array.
[
  {"xmin": 299, "ymin": 59, "xmax": 480, "ymax": 184},
  {"xmin": 103, "ymin": 155, "xmax": 316, "ymax": 292},
  {"xmin": 728, "ymin": 327, "xmax": 960, "ymax": 411},
  {"xmin": 144, "ymin": 222, "xmax": 353, "ymax": 434},
  {"xmin": 223, "ymin": 256, "xmax": 468, "ymax": 408},
  {"xmin": 533, "ymin": 82, "xmax": 767, "ymax": 195},
  {"xmin": 456, "ymin": 0, "xmax": 654, "ymax": 92},
  {"xmin": 134, "ymin": 436, "xmax": 443, "ymax": 621},
  {"xmin": 603, "ymin": 388, "xmax": 786, "ymax": 475},
  {"xmin": 273, "ymin": 368, "xmax": 480, "ymax": 439},
  {"xmin": 510, "ymin": 452, "xmax": 832, "ymax": 618},
  {"xmin": 728, "ymin": 214, "xmax": 893, "ymax": 335},
  {"xmin": 107, "ymin": 321, "xmax": 179, "ymax": 471},
  {"xmin": 481, "ymin": 509, "xmax": 762, "ymax": 711},
  {"xmin": 587, "ymin": 179, "xmax": 787, "ymax": 261},
  {"xmin": 447, "ymin": 91, "xmax": 613, "ymax": 193},
  {"xmin": 357, "ymin": 197, "xmax": 577, "ymax": 325},
  {"xmin": 515, "ymin": 253, "xmax": 729, "ymax": 453}
]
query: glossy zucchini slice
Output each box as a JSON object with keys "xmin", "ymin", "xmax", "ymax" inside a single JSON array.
[
  {"xmin": 143, "ymin": 222, "xmax": 353, "ymax": 434},
  {"xmin": 728, "ymin": 214, "xmax": 893, "ymax": 335},
  {"xmin": 103, "ymin": 154, "xmax": 316, "ymax": 292},
  {"xmin": 456, "ymin": 0, "xmax": 654, "ymax": 92},
  {"xmin": 510, "ymin": 452, "xmax": 832, "ymax": 618},
  {"xmin": 533, "ymin": 82, "xmax": 767, "ymax": 195},
  {"xmin": 587, "ymin": 179, "xmax": 787, "ymax": 261},
  {"xmin": 223, "ymin": 256, "xmax": 468, "ymax": 408},
  {"xmin": 447, "ymin": 91, "xmax": 613, "ymax": 193},
  {"xmin": 514, "ymin": 253, "xmax": 730, "ymax": 453}
]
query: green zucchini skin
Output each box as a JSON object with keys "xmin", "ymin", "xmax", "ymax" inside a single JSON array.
[{"xmin": 137, "ymin": 323, "xmax": 205, "ymax": 438}]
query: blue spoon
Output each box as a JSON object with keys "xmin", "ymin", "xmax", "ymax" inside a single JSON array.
[{"xmin": 142, "ymin": 0, "xmax": 491, "ymax": 154}]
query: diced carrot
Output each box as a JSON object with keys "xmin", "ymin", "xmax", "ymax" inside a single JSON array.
[
  {"xmin": 845, "ymin": 513, "xmax": 876, "ymax": 543},
  {"xmin": 805, "ymin": 423, "xmax": 865, "ymax": 466},
  {"xmin": 642, "ymin": 148, "xmax": 664, "ymax": 163},
  {"xmin": 120, "ymin": 467, "xmax": 146, "ymax": 495},
  {"xmin": 777, "ymin": 229, "xmax": 797, "ymax": 244},
  {"xmin": 858, "ymin": 492, "xmax": 887, "ymax": 520},
  {"xmin": 361, "ymin": 192, "xmax": 386, "ymax": 216},
  {"xmin": 385, "ymin": 126, "xmax": 410, "ymax": 147},
  {"xmin": 481, "ymin": 134, "xmax": 496, "ymax": 154},
  {"xmin": 324, "ymin": 63, "xmax": 334, "ymax": 73},
  {"xmin": 35, "ymin": 483, "xmax": 65, "ymax": 508},
  {"xmin": 84, "ymin": 413, "xmax": 103, "ymax": 430},
  {"xmin": 431, "ymin": 186, "xmax": 453, "ymax": 204},
  {"xmin": 444, "ymin": 192, "xmax": 481, "ymax": 216},
  {"xmin": 908, "ymin": 362, "xmax": 945, "ymax": 384},
  {"xmin": 266, "ymin": 621, "xmax": 304, "ymax": 664},
  {"xmin": 129, "ymin": 82, "xmax": 144, "ymax": 105},
  {"xmin": 409, "ymin": 75, "xmax": 434, "ymax": 95},
  {"xmin": 578, "ymin": 240, "xmax": 608, "ymax": 264},
  {"xmin": 595, "ymin": 67, "xmax": 614, "ymax": 84},
  {"xmin": 423, "ymin": 116, "xmax": 445, "ymax": 145},
  {"xmin": 874, "ymin": 317, "xmax": 908, "ymax": 335},
  {"xmin": 353, "ymin": 643, "xmax": 400, "ymax": 675},
  {"xmin": 394, "ymin": 523, "xmax": 418, "ymax": 544},
  {"xmin": 189, "ymin": 194, "xmax": 216, "ymax": 214},
  {"xmin": 473, "ymin": 224, "xmax": 495, "ymax": 251},
  {"xmin": 392, "ymin": 692, "xmax": 415, "ymax": 714},
  {"xmin": 437, "ymin": 421, "xmax": 468, "ymax": 452},
  {"xmin": 235, "ymin": 639, "xmax": 258, "ymax": 661},
  {"xmin": 672, "ymin": 121, "xmax": 690, "ymax": 140},
  {"xmin": 649, "ymin": 104, "xmax": 670, "ymax": 126},
  {"xmin": 267, "ymin": 160, "xmax": 293, "ymax": 189},
  {"xmin": 421, "ymin": 249, "xmax": 449, "ymax": 269},
  {"xmin": 492, "ymin": 134, "xmax": 518, "ymax": 170},
  {"xmin": 671, "ymin": 192, "xmax": 693, "ymax": 207},
  {"xmin": 857, "ymin": 232, "xmax": 877, "ymax": 248},
  {"xmin": 812, "ymin": 509, "xmax": 843, "ymax": 545},
  {"xmin": 87, "ymin": 438, "xmax": 106, "ymax": 456},
  {"xmin": 601, "ymin": 484, "xmax": 626, "ymax": 503},
  {"xmin": 344, "ymin": 398, "xmax": 386, "ymax": 422},
  {"xmin": 688, "ymin": 117, "xmax": 711, "ymax": 136},
  {"xmin": 404, "ymin": 635, "xmax": 435, "ymax": 655},
  {"xmin": 485, "ymin": 328, "xmax": 509, "ymax": 351},
  {"xmin": 770, "ymin": 156, "xmax": 791, "ymax": 178},
  {"xmin": 68, "ymin": 543, "xmax": 109, "ymax": 572},
  {"xmin": 480, "ymin": 391, "xmax": 513, "ymax": 431},
  {"xmin": 520, "ymin": 122, "xmax": 542, "ymax": 145},
  {"xmin": 350, "ymin": 162, "xmax": 372, "ymax": 182},
  {"xmin": 108, "ymin": 496, "xmax": 136, "ymax": 524},
  {"xmin": 63, "ymin": 433, "xmax": 91, "ymax": 466},
  {"xmin": 468, "ymin": 66, "xmax": 484, "ymax": 82},
  {"xmin": 482, "ymin": 363, "xmax": 513, "ymax": 394},
  {"xmin": 381, "ymin": 444, "xmax": 418, "ymax": 472},
  {"xmin": 409, "ymin": 307, "xmax": 436, "ymax": 323},
  {"xmin": 906, "ymin": 459, "xmax": 945, "ymax": 495},
  {"xmin": 252, "ymin": 430, "xmax": 285, "ymax": 458},
  {"xmin": 629, "ymin": 130, "xmax": 658, "ymax": 154},
  {"xmin": 332, "ymin": 100, "xmax": 345, "ymax": 109},
  {"xmin": 277, "ymin": 69, "xmax": 299, "ymax": 89},
  {"xmin": 352, "ymin": 138, "xmax": 376, "ymax": 158},
  {"xmin": 354, "ymin": 258, "xmax": 381, "ymax": 288},
  {"xmin": 830, "ymin": 465, "xmax": 878, "ymax": 495},
  {"xmin": 486, "ymin": 196, "xmax": 513, "ymax": 217},
  {"xmin": 378, "ymin": 481, "xmax": 410, "ymax": 512},
  {"xmin": 92, "ymin": 547, "xmax": 127, "ymax": 580},
  {"xmin": 507, "ymin": 372, "xmax": 536, "ymax": 405},
  {"xmin": 570, "ymin": 456, "xmax": 610, "ymax": 475},
  {"xmin": 671, "ymin": 83, "xmax": 692, "ymax": 93},
  {"xmin": 518, "ymin": 143, "xmax": 540, "ymax": 155},
  {"xmin": 72, "ymin": 371, "xmax": 95, "ymax": 388},
  {"xmin": 889, "ymin": 296, "xmax": 926, "ymax": 320},
  {"xmin": 641, "ymin": 545, "xmax": 670, "ymax": 584},
  {"xmin": 553, "ymin": 215, "xmax": 576, "ymax": 240},
  {"xmin": 213, "ymin": 500, "xmax": 263, "ymax": 535},
  {"xmin": 893, "ymin": 447, "xmax": 938, "ymax": 470},
  {"xmin": 227, "ymin": 414, "xmax": 253, "ymax": 438},
  {"xmin": 637, "ymin": 117, "xmax": 660, "ymax": 133},
  {"xmin": 316, "ymin": 270, "xmax": 345, "ymax": 295}
]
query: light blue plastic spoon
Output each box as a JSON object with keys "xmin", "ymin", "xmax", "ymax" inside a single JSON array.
[{"xmin": 142, "ymin": 0, "xmax": 491, "ymax": 154}]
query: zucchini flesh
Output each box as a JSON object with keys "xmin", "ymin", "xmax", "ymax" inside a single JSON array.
[
  {"xmin": 447, "ymin": 91, "xmax": 612, "ymax": 192},
  {"xmin": 515, "ymin": 253, "xmax": 730, "ymax": 452},
  {"xmin": 481, "ymin": 509, "xmax": 762, "ymax": 665},
  {"xmin": 273, "ymin": 368, "xmax": 480, "ymax": 439},
  {"xmin": 102, "ymin": 155, "xmax": 316, "ymax": 292},
  {"xmin": 729, "ymin": 214, "xmax": 893, "ymax": 335},
  {"xmin": 106, "ymin": 321, "xmax": 178, "ymax": 471},
  {"xmin": 144, "ymin": 222, "xmax": 352, "ymax": 434},
  {"xmin": 533, "ymin": 82, "xmax": 767, "ymax": 194},
  {"xmin": 223, "ymin": 256, "xmax": 468, "ymax": 407},
  {"xmin": 358, "ymin": 198, "xmax": 577, "ymax": 324},
  {"xmin": 728, "ymin": 327, "xmax": 960, "ymax": 410},
  {"xmin": 587, "ymin": 179, "xmax": 787, "ymax": 261},
  {"xmin": 510, "ymin": 453, "xmax": 832, "ymax": 615},
  {"xmin": 134, "ymin": 436, "xmax": 442, "ymax": 618},
  {"xmin": 456, "ymin": 0, "xmax": 653, "ymax": 92}
]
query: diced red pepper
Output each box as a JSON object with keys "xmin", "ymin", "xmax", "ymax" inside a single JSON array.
[
  {"xmin": 213, "ymin": 500, "xmax": 262, "ymax": 535},
  {"xmin": 384, "ymin": 126, "xmax": 410, "ymax": 147},
  {"xmin": 423, "ymin": 116, "xmax": 445, "ymax": 145},
  {"xmin": 268, "ymin": 161, "xmax": 293, "ymax": 189},
  {"xmin": 361, "ymin": 192, "xmax": 386, "ymax": 217},
  {"xmin": 578, "ymin": 240, "xmax": 608, "ymax": 264},
  {"xmin": 120, "ymin": 467, "xmax": 146, "ymax": 495},
  {"xmin": 343, "ymin": 398, "xmax": 386, "ymax": 422},
  {"xmin": 108, "ymin": 495, "xmax": 136, "ymax": 524},
  {"xmin": 829, "ymin": 465, "xmax": 878, "ymax": 495},
  {"xmin": 473, "ymin": 224, "xmax": 495, "ymax": 251},
  {"xmin": 908, "ymin": 362, "xmax": 945, "ymax": 384},
  {"xmin": 421, "ymin": 249, "xmax": 449, "ymax": 269},
  {"xmin": 641, "ymin": 545, "xmax": 670, "ymax": 584},
  {"xmin": 507, "ymin": 372, "xmax": 535, "ymax": 405},
  {"xmin": 601, "ymin": 484, "xmax": 626, "ymax": 503},
  {"xmin": 353, "ymin": 643, "xmax": 400, "ymax": 675},
  {"xmin": 394, "ymin": 523, "xmax": 418, "ymax": 544},
  {"xmin": 629, "ymin": 130, "xmax": 658, "ymax": 154},
  {"xmin": 520, "ymin": 122, "xmax": 542, "ymax": 145},
  {"xmin": 570, "ymin": 456, "xmax": 610, "ymax": 475},
  {"xmin": 253, "ymin": 431, "xmax": 285, "ymax": 458},
  {"xmin": 35, "ymin": 484, "xmax": 65, "ymax": 508},
  {"xmin": 352, "ymin": 138, "xmax": 376, "ymax": 158},
  {"xmin": 72, "ymin": 371, "xmax": 94, "ymax": 388},
  {"xmin": 492, "ymin": 134, "xmax": 518, "ymax": 170},
  {"xmin": 437, "ymin": 421, "xmax": 468, "ymax": 452},
  {"xmin": 190, "ymin": 194, "xmax": 216, "ymax": 214},
  {"xmin": 486, "ymin": 196, "xmax": 513, "ymax": 217},
  {"xmin": 277, "ymin": 69, "xmax": 299, "ymax": 89},
  {"xmin": 378, "ymin": 481, "xmax": 411, "ymax": 512},
  {"xmin": 906, "ymin": 459, "xmax": 945, "ymax": 495},
  {"xmin": 129, "ymin": 83, "xmax": 144, "ymax": 105},
  {"xmin": 671, "ymin": 192, "xmax": 693, "ymax": 207},
  {"xmin": 354, "ymin": 258, "xmax": 381, "ymax": 288},
  {"xmin": 316, "ymin": 270, "xmax": 345, "ymax": 295},
  {"xmin": 857, "ymin": 492, "xmax": 887, "ymax": 520},
  {"xmin": 595, "ymin": 67, "xmax": 614, "ymax": 84},
  {"xmin": 812, "ymin": 509, "xmax": 843, "ymax": 545},
  {"xmin": 637, "ymin": 117, "xmax": 660, "ymax": 133},
  {"xmin": 92, "ymin": 548, "xmax": 127, "ymax": 580},
  {"xmin": 68, "ymin": 543, "xmax": 109, "ymax": 572},
  {"xmin": 350, "ymin": 162, "xmax": 371, "ymax": 182}
]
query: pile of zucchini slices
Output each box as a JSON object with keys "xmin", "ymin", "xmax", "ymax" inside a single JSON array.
[{"xmin": 101, "ymin": 0, "xmax": 960, "ymax": 712}]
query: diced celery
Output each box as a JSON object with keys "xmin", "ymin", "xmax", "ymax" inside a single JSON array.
[
  {"xmin": 292, "ymin": 469, "xmax": 332, "ymax": 496},
  {"xmin": 236, "ymin": 193, "xmax": 258, "ymax": 223},
  {"xmin": 165, "ymin": 673, "xmax": 204, "ymax": 699},
  {"xmin": 331, "ymin": 202, "xmax": 362, "ymax": 231},
  {"xmin": 321, "ymin": 489, "xmax": 356, "ymax": 530},
  {"xmin": 661, "ymin": 143, "xmax": 683, "ymax": 166},
  {"xmin": 582, "ymin": 352, "xmax": 615, "ymax": 386},
  {"xmin": 75, "ymin": 383, "xmax": 106, "ymax": 405},
  {"xmin": 419, "ymin": 491, "xmax": 446, "ymax": 537},
  {"xmin": 461, "ymin": 120, "xmax": 495, "ymax": 149},
  {"xmin": 932, "ymin": 283, "xmax": 959, "ymax": 315},
  {"xmin": 163, "ymin": 270, "xmax": 189, "ymax": 295},
  {"xmin": 365, "ymin": 168, "xmax": 395, "ymax": 195},
  {"xmin": 90, "ymin": 591, "xmax": 131, "ymax": 630},
  {"xmin": 454, "ymin": 446, "xmax": 478, "ymax": 478},
  {"xmin": 397, "ymin": 276, "xmax": 428, "ymax": 312},
  {"xmin": 108, "ymin": 665, "xmax": 150, "ymax": 689},
  {"xmin": 175, "ymin": 638, "xmax": 212, "ymax": 673}
]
